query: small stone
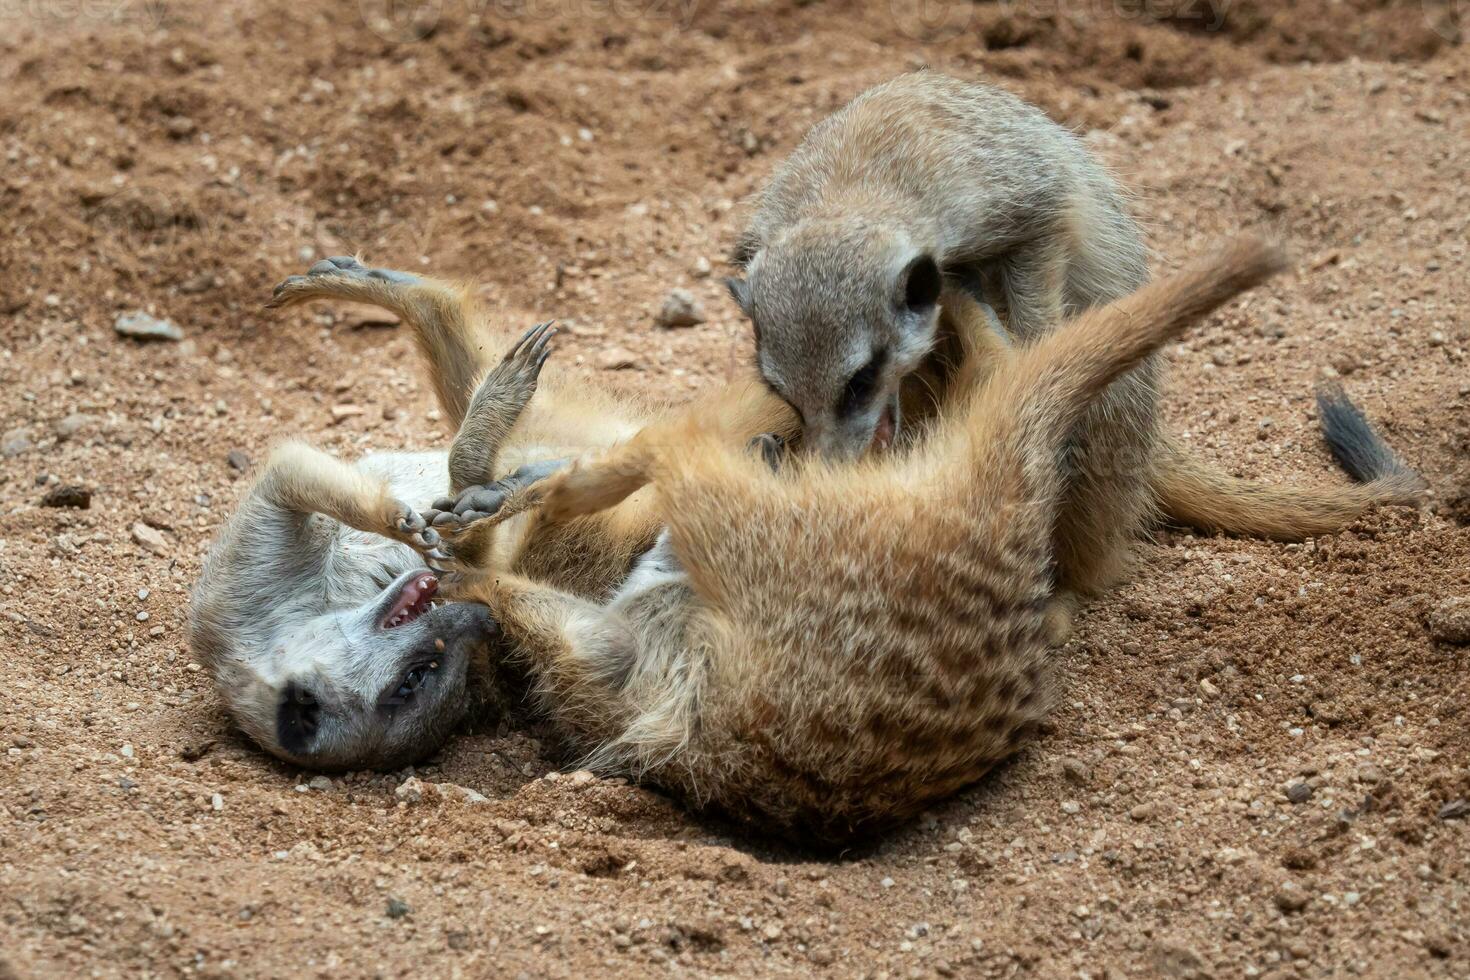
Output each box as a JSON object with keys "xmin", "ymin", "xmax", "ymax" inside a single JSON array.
[
  {"xmin": 115, "ymin": 310, "xmax": 184, "ymax": 342},
  {"xmin": 1129, "ymin": 802, "xmax": 1156, "ymax": 821},
  {"xmin": 1273, "ymin": 883, "xmax": 1310, "ymax": 913},
  {"xmin": 130, "ymin": 522, "xmax": 170, "ymax": 556},
  {"xmin": 1060, "ymin": 757, "xmax": 1090, "ymax": 785},
  {"xmin": 211, "ymin": 793, "xmax": 224, "ymax": 811},
  {"xmin": 41, "ymin": 485, "xmax": 91, "ymax": 509},
  {"xmin": 53, "ymin": 413, "xmax": 91, "ymax": 440},
  {"xmin": 395, "ymin": 776, "xmax": 426, "ymax": 803},
  {"xmin": 1199, "ymin": 677, "xmax": 1220, "ymax": 698},
  {"xmin": 653, "ymin": 288, "xmax": 705, "ymax": 329},
  {"xmin": 179, "ymin": 738, "xmax": 215, "ymax": 761},
  {"xmin": 690, "ymin": 256, "xmax": 712, "ymax": 279},
  {"xmin": 2, "ymin": 428, "xmax": 33, "ymax": 457},
  {"xmin": 330, "ymin": 404, "xmax": 364, "ymax": 423},
  {"xmin": 165, "ymin": 115, "xmax": 197, "ymax": 137},
  {"xmin": 1286, "ymin": 783, "xmax": 1314, "ymax": 804},
  {"xmin": 596, "ymin": 347, "xmax": 638, "ymax": 371},
  {"xmin": 177, "ymin": 273, "xmax": 217, "ymax": 294},
  {"xmin": 226, "ymin": 449, "xmax": 251, "ymax": 471},
  {"xmin": 1438, "ymin": 799, "xmax": 1468, "ymax": 821},
  {"xmin": 1061, "ymin": 801, "xmax": 1080, "ymax": 815},
  {"xmin": 308, "ymin": 775, "xmax": 333, "ymax": 791},
  {"xmin": 1427, "ymin": 597, "xmax": 1470, "ymax": 645},
  {"xmin": 386, "ymin": 898, "xmax": 411, "ymax": 919},
  {"xmin": 880, "ymin": 877, "xmax": 895, "ymax": 889}
]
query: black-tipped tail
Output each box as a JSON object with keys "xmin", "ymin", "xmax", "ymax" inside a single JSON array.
[{"xmin": 1315, "ymin": 380, "xmax": 1416, "ymax": 484}]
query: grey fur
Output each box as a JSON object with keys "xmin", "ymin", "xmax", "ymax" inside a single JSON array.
[{"xmin": 729, "ymin": 71, "xmax": 1158, "ymax": 597}]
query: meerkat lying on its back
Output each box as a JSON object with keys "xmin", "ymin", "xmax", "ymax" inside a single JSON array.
[
  {"xmin": 190, "ymin": 257, "xmax": 797, "ymax": 771},
  {"xmin": 440, "ymin": 237, "xmax": 1295, "ymax": 844},
  {"xmin": 727, "ymin": 71, "xmax": 1156, "ymax": 607}
]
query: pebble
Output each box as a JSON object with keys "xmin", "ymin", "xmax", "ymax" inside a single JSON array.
[
  {"xmin": 41, "ymin": 485, "xmax": 91, "ymax": 509},
  {"xmin": 1427, "ymin": 597, "xmax": 1470, "ymax": 645},
  {"xmin": 1273, "ymin": 883, "xmax": 1310, "ymax": 913},
  {"xmin": 690, "ymin": 256, "xmax": 712, "ymax": 279},
  {"xmin": 386, "ymin": 898, "xmax": 411, "ymax": 919},
  {"xmin": 1129, "ymin": 802, "xmax": 1156, "ymax": 821},
  {"xmin": 308, "ymin": 775, "xmax": 333, "ymax": 791},
  {"xmin": 130, "ymin": 522, "xmax": 170, "ymax": 557},
  {"xmin": 114, "ymin": 310, "xmax": 184, "ymax": 342},
  {"xmin": 2, "ymin": 427, "xmax": 33, "ymax": 457},
  {"xmin": 653, "ymin": 288, "xmax": 705, "ymax": 329},
  {"xmin": 211, "ymin": 793, "xmax": 224, "ymax": 811},
  {"xmin": 331, "ymin": 404, "xmax": 364, "ymax": 423},
  {"xmin": 226, "ymin": 449, "xmax": 251, "ymax": 471},
  {"xmin": 1060, "ymin": 757, "xmax": 1090, "ymax": 785},
  {"xmin": 53, "ymin": 413, "xmax": 92, "ymax": 440},
  {"xmin": 1438, "ymin": 799, "xmax": 1468, "ymax": 821},
  {"xmin": 1286, "ymin": 782, "xmax": 1315, "ymax": 804},
  {"xmin": 1199, "ymin": 677, "xmax": 1220, "ymax": 698},
  {"xmin": 596, "ymin": 347, "xmax": 638, "ymax": 371},
  {"xmin": 1061, "ymin": 801, "xmax": 1081, "ymax": 814}
]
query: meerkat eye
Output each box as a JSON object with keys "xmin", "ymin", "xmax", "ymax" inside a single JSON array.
[{"xmin": 837, "ymin": 348, "xmax": 887, "ymax": 418}]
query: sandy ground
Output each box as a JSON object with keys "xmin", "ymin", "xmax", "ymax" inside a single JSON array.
[{"xmin": 2, "ymin": 1, "xmax": 1468, "ymax": 976}]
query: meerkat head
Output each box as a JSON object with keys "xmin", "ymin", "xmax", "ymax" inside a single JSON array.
[
  {"xmin": 190, "ymin": 569, "xmax": 497, "ymax": 770},
  {"xmin": 727, "ymin": 219, "xmax": 942, "ymax": 460}
]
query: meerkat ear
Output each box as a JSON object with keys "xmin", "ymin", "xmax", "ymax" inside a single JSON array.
[
  {"xmin": 899, "ymin": 254, "xmax": 942, "ymax": 312},
  {"xmin": 724, "ymin": 276, "xmax": 752, "ymax": 315}
]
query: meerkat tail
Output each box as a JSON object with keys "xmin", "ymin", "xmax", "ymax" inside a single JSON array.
[
  {"xmin": 966, "ymin": 234, "xmax": 1288, "ymax": 460},
  {"xmin": 1314, "ymin": 380, "xmax": 1426, "ymax": 490},
  {"xmin": 1153, "ymin": 432, "xmax": 1424, "ymax": 541}
]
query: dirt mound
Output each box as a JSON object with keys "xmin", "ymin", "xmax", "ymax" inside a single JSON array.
[{"xmin": 1, "ymin": 1, "xmax": 1466, "ymax": 975}]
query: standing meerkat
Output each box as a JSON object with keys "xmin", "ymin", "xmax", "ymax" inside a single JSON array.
[
  {"xmin": 726, "ymin": 71, "xmax": 1156, "ymax": 610},
  {"xmin": 439, "ymin": 237, "xmax": 1291, "ymax": 843}
]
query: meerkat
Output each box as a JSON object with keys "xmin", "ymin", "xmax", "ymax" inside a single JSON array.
[
  {"xmin": 725, "ymin": 71, "xmax": 1161, "ymax": 614},
  {"xmin": 198, "ymin": 244, "xmax": 1421, "ymax": 776},
  {"xmin": 434, "ymin": 236, "xmax": 1301, "ymax": 844},
  {"xmin": 190, "ymin": 256, "xmax": 797, "ymax": 770}
]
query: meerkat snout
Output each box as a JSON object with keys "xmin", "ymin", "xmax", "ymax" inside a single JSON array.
[{"xmin": 729, "ymin": 233, "xmax": 943, "ymax": 460}]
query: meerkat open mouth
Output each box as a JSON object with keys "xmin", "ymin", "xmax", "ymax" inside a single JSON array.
[
  {"xmin": 871, "ymin": 402, "xmax": 897, "ymax": 453},
  {"xmin": 382, "ymin": 572, "xmax": 438, "ymax": 629}
]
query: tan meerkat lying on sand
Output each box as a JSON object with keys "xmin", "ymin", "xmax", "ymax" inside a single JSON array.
[{"xmin": 428, "ymin": 236, "xmax": 1424, "ymax": 845}]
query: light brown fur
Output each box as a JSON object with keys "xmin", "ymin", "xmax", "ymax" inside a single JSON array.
[{"xmin": 444, "ymin": 237, "xmax": 1289, "ymax": 845}]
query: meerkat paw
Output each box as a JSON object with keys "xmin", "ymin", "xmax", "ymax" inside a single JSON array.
[
  {"xmin": 492, "ymin": 319, "xmax": 557, "ymax": 396},
  {"xmin": 265, "ymin": 255, "xmax": 422, "ymax": 309},
  {"xmin": 389, "ymin": 502, "xmax": 456, "ymax": 569},
  {"xmin": 1042, "ymin": 591, "xmax": 1080, "ymax": 646},
  {"xmin": 436, "ymin": 568, "xmax": 497, "ymax": 603},
  {"xmin": 747, "ymin": 432, "xmax": 787, "ymax": 473}
]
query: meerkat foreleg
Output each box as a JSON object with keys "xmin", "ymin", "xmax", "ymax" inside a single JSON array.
[
  {"xmin": 254, "ymin": 441, "xmax": 449, "ymax": 564},
  {"xmin": 443, "ymin": 571, "xmax": 644, "ymax": 750}
]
